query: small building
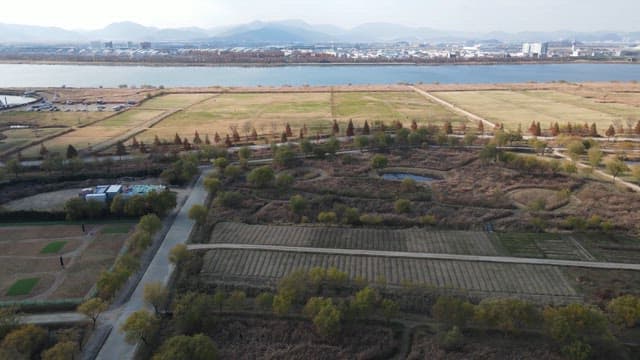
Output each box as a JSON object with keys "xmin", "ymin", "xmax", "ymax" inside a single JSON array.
[
  {"xmin": 106, "ymin": 185, "xmax": 123, "ymax": 200},
  {"xmin": 85, "ymin": 193, "xmax": 107, "ymax": 203}
]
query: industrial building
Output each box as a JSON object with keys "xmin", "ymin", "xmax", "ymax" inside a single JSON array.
[
  {"xmin": 80, "ymin": 184, "xmax": 167, "ymax": 203},
  {"xmin": 521, "ymin": 42, "xmax": 548, "ymax": 58}
]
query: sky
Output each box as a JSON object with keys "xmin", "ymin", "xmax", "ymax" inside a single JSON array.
[{"xmin": 1, "ymin": 0, "xmax": 638, "ymax": 32}]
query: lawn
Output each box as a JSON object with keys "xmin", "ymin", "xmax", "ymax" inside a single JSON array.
[
  {"xmin": 6, "ymin": 278, "xmax": 39, "ymax": 296},
  {"xmin": 101, "ymin": 224, "xmax": 133, "ymax": 234},
  {"xmin": 40, "ymin": 241, "xmax": 68, "ymax": 254},
  {"xmin": 433, "ymin": 90, "xmax": 635, "ymax": 134},
  {"xmin": 0, "ymin": 127, "xmax": 68, "ymax": 154}
]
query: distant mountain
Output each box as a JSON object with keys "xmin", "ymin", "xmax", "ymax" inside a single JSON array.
[{"xmin": 0, "ymin": 20, "xmax": 638, "ymax": 44}]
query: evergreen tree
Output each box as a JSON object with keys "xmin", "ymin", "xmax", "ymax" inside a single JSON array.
[
  {"xmin": 214, "ymin": 132, "xmax": 221, "ymax": 144},
  {"xmin": 605, "ymin": 125, "xmax": 616, "ymax": 138},
  {"xmin": 39, "ymin": 143, "xmax": 49, "ymax": 157},
  {"xmin": 66, "ymin": 144, "xmax": 78, "ymax": 159},
  {"xmin": 285, "ymin": 123, "xmax": 293, "ymax": 137},
  {"xmin": 193, "ymin": 131, "xmax": 202, "ymax": 144},
  {"xmin": 332, "ymin": 119, "xmax": 339, "ymax": 135},
  {"xmin": 131, "ymin": 136, "xmax": 139, "ymax": 148},
  {"xmin": 154, "ymin": 135, "xmax": 161, "ymax": 146},
  {"xmin": 478, "ymin": 120, "xmax": 484, "ymax": 134},
  {"xmin": 204, "ymin": 134, "xmax": 211, "ymax": 145},
  {"xmin": 346, "ymin": 119, "xmax": 355, "ymax": 137},
  {"xmin": 174, "ymin": 133, "xmax": 182, "ymax": 145},
  {"xmin": 251, "ymin": 128, "xmax": 258, "ymax": 141},
  {"xmin": 411, "ymin": 119, "xmax": 418, "ymax": 131},
  {"xmin": 363, "ymin": 120, "xmax": 370, "ymax": 135},
  {"xmin": 590, "ymin": 123, "xmax": 598, "ymax": 137}
]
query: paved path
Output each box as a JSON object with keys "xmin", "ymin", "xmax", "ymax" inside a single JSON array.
[
  {"xmin": 95, "ymin": 168, "xmax": 211, "ymax": 360},
  {"xmin": 410, "ymin": 86, "xmax": 497, "ymax": 128},
  {"xmin": 19, "ymin": 312, "xmax": 89, "ymax": 326},
  {"xmin": 188, "ymin": 243, "xmax": 640, "ymax": 271}
]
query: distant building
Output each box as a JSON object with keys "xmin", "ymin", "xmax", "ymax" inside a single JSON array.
[
  {"xmin": 522, "ymin": 42, "xmax": 548, "ymax": 58},
  {"xmin": 103, "ymin": 41, "xmax": 113, "ymax": 49},
  {"xmin": 90, "ymin": 41, "xmax": 103, "ymax": 50},
  {"xmin": 140, "ymin": 42, "xmax": 152, "ymax": 50}
]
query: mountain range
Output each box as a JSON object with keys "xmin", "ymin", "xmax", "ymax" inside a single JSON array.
[{"xmin": 1, "ymin": 20, "xmax": 638, "ymax": 45}]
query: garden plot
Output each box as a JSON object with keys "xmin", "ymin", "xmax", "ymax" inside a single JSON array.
[
  {"xmin": 0, "ymin": 223, "xmax": 131, "ymax": 301},
  {"xmin": 201, "ymin": 249, "xmax": 579, "ymax": 302},
  {"xmin": 495, "ymin": 233, "xmax": 592, "ymax": 261},
  {"xmin": 210, "ymin": 222, "xmax": 499, "ymax": 256}
]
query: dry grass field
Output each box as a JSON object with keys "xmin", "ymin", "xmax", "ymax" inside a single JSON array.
[
  {"xmin": 0, "ymin": 127, "xmax": 65, "ymax": 154},
  {"xmin": 0, "ymin": 111, "xmax": 108, "ymax": 128},
  {"xmin": 20, "ymin": 109, "xmax": 165, "ymax": 156},
  {"xmin": 0, "ymin": 223, "xmax": 131, "ymax": 301},
  {"xmin": 137, "ymin": 91, "xmax": 465, "ymax": 143},
  {"xmin": 432, "ymin": 90, "xmax": 638, "ymax": 133}
]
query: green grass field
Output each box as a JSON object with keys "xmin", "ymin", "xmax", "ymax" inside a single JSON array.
[
  {"xmin": 6, "ymin": 278, "xmax": 39, "ymax": 296},
  {"xmin": 40, "ymin": 241, "xmax": 68, "ymax": 254},
  {"xmin": 433, "ymin": 90, "xmax": 636, "ymax": 134},
  {"xmin": 101, "ymin": 224, "xmax": 133, "ymax": 234}
]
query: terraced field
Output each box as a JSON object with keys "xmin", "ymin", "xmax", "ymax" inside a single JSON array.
[
  {"xmin": 210, "ymin": 222, "xmax": 499, "ymax": 256},
  {"xmin": 201, "ymin": 249, "xmax": 579, "ymax": 302},
  {"xmin": 494, "ymin": 233, "xmax": 593, "ymax": 261}
]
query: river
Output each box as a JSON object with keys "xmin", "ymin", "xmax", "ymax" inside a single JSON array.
[{"xmin": 0, "ymin": 63, "xmax": 639, "ymax": 88}]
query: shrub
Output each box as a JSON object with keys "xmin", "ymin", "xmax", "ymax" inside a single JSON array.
[
  {"xmin": 204, "ymin": 176, "xmax": 221, "ymax": 195},
  {"xmin": 152, "ymin": 334, "xmax": 218, "ymax": 360},
  {"xmin": 289, "ymin": 195, "xmax": 307, "ymax": 216},
  {"xmin": 342, "ymin": 207, "xmax": 360, "ymax": 225},
  {"xmin": 273, "ymin": 146, "xmax": 296, "ymax": 168},
  {"xmin": 474, "ymin": 298, "xmax": 541, "ymax": 335},
  {"xmin": 400, "ymin": 178, "xmax": 417, "ymax": 193},
  {"xmin": 371, "ymin": 155, "xmax": 388, "ymax": 169},
  {"xmin": 606, "ymin": 295, "xmax": 640, "ymax": 328},
  {"xmin": 317, "ymin": 211, "xmax": 337, "ymax": 224},
  {"xmin": 276, "ymin": 173, "xmax": 294, "ymax": 189},
  {"xmin": 216, "ymin": 191, "xmax": 243, "ymax": 208},
  {"xmin": 247, "ymin": 166, "xmax": 274, "ymax": 188},
  {"xmin": 359, "ymin": 214, "xmax": 383, "ymax": 225},
  {"xmin": 432, "ymin": 297, "xmax": 475, "ymax": 328},
  {"xmin": 437, "ymin": 326, "xmax": 464, "ymax": 351},
  {"xmin": 394, "ymin": 199, "xmax": 412, "ymax": 214},
  {"xmin": 419, "ymin": 215, "xmax": 437, "ymax": 226},
  {"xmin": 223, "ymin": 165, "xmax": 242, "ymax": 180},
  {"xmin": 255, "ymin": 292, "xmax": 274, "ymax": 311}
]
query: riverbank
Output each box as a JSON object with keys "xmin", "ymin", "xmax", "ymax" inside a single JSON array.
[{"xmin": 0, "ymin": 58, "xmax": 635, "ymax": 68}]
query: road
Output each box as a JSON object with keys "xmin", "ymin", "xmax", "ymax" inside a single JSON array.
[
  {"xmin": 19, "ymin": 312, "xmax": 89, "ymax": 326},
  {"xmin": 187, "ymin": 243, "xmax": 640, "ymax": 271},
  {"xmin": 95, "ymin": 167, "xmax": 211, "ymax": 360}
]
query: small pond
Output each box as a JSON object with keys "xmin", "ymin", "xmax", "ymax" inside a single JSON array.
[
  {"xmin": 0, "ymin": 95, "xmax": 35, "ymax": 106},
  {"xmin": 381, "ymin": 173, "xmax": 435, "ymax": 182}
]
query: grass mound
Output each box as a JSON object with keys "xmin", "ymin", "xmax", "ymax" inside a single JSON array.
[
  {"xmin": 101, "ymin": 224, "xmax": 132, "ymax": 234},
  {"xmin": 6, "ymin": 278, "xmax": 39, "ymax": 296}
]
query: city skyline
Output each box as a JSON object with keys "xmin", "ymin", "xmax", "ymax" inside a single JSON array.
[{"xmin": 1, "ymin": 0, "xmax": 639, "ymax": 33}]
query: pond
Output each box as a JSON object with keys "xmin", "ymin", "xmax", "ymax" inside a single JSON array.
[
  {"xmin": 381, "ymin": 173, "xmax": 435, "ymax": 182},
  {"xmin": 0, "ymin": 94, "xmax": 35, "ymax": 106}
]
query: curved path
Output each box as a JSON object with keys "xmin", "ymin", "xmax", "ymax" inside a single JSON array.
[{"xmin": 188, "ymin": 243, "xmax": 640, "ymax": 271}]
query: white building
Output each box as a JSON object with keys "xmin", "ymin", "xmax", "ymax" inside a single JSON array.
[{"xmin": 522, "ymin": 42, "xmax": 548, "ymax": 58}]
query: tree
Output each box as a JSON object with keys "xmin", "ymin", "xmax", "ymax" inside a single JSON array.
[
  {"xmin": 193, "ymin": 131, "xmax": 202, "ymax": 145},
  {"xmin": 474, "ymin": 298, "xmax": 541, "ymax": 335},
  {"xmin": 371, "ymin": 155, "xmax": 388, "ymax": 169},
  {"xmin": 255, "ymin": 292, "xmax": 274, "ymax": 311},
  {"xmin": 64, "ymin": 198, "xmax": 87, "ymax": 221},
  {"xmin": 41, "ymin": 153, "xmax": 64, "ymax": 174},
  {"xmin": 169, "ymin": 244, "xmax": 190, "ymax": 266},
  {"xmin": 41, "ymin": 341, "xmax": 77, "ymax": 360},
  {"xmin": 346, "ymin": 119, "xmax": 355, "ymax": 137},
  {"xmin": 607, "ymin": 295, "xmax": 640, "ymax": 328},
  {"xmin": 188, "ymin": 204, "xmax": 207, "ymax": 224},
  {"xmin": 226, "ymin": 290, "xmax": 246, "ymax": 311},
  {"xmin": 332, "ymin": 119, "xmax": 340, "ymax": 135},
  {"xmin": 204, "ymin": 134, "xmax": 211, "ymax": 145},
  {"xmin": 313, "ymin": 302, "xmax": 342, "ymax": 338},
  {"xmin": 567, "ymin": 140, "xmax": 585, "ymax": 161},
  {"xmin": 273, "ymin": 146, "xmax": 296, "ymax": 168},
  {"xmin": 276, "ymin": 173, "xmax": 294, "ymax": 189},
  {"xmin": 289, "ymin": 195, "xmax": 307, "ymax": 217},
  {"xmin": 204, "ymin": 176, "xmax": 221, "ymax": 195},
  {"xmin": 152, "ymin": 334, "xmax": 217, "ymax": 360},
  {"xmin": 139, "ymin": 214, "xmax": 162, "ymax": 234},
  {"xmin": 350, "ymin": 287, "xmax": 380, "ymax": 318},
  {"xmin": 272, "ymin": 294, "xmax": 292, "ymax": 316},
  {"xmin": 543, "ymin": 303, "xmax": 611, "ymax": 345},
  {"xmin": 6, "ymin": 158, "xmax": 22, "ymax": 178},
  {"xmin": 238, "ymin": 146, "xmax": 251, "ymax": 161},
  {"xmin": 78, "ymin": 298, "xmax": 108, "ymax": 328},
  {"xmin": 363, "ymin": 120, "xmax": 370, "ymax": 135},
  {"xmin": 590, "ymin": 123, "xmax": 598, "ymax": 137},
  {"xmin": 113, "ymin": 141, "xmax": 126, "ymax": 159},
  {"xmin": 120, "ymin": 310, "xmax": 158, "ymax": 345},
  {"xmin": 605, "ymin": 124, "xmax": 616, "ymax": 139},
  {"xmin": 444, "ymin": 121, "xmax": 453, "ymax": 134},
  {"xmin": 174, "ymin": 133, "xmax": 182, "ymax": 145},
  {"xmin": 317, "ymin": 211, "xmax": 337, "ymax": 224},
  {"xmin": 247, "ymin": 166, "xmax": 275, "ymax": 188},
  {"xmin": 0, "ymin": 307, "xmax": 18, "ymax": 340},
  {"xmin": 1, "ymin": 324, "xmax": 47, "ymax": 358},
  {"xmin": 304, "ymin": 297, "xmax": 333, "ymax": 319},
  {"xmin": 39, "ymin": 143, "xmax": 49, "ymax": 157},
  {"xmin": 587, "ymin": 146, "xmax": 603, "ymax": 168},
  {"xmin": 213, "ymin": 157, "xmax": 228, "ymax": 171},
  {"xmin": 605, "ymin": 158, "xmax": 629, "ymax": 182},
  {"xmin": 432, "ymin": 297, "xmax": 475, "ymax": 328},
  {"xmin": 478, "ymin": 120, "xmax": 484, "ymax": 134},
  {"xmin": 394, "ymin": 199, "xmax": 412, "ymax": 214},
  {"xmin": 378, "ymin": 299, "xmax": 399, "ymax": 323},
  {"xmin": 142, "ymin": 282, "xmax": 169, "ymax": 316},
  {"xmin": 66, "ymin": 145, "xmax": 78, "ymax": 159},
  {"xmin": 173, "ymin": 292, "xmax": 215, "ymax": 334}
]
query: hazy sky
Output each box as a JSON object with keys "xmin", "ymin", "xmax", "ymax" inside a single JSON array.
[{"xmin": 2, "ymin": 0, "xmax": 638, "ymax": 32}]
